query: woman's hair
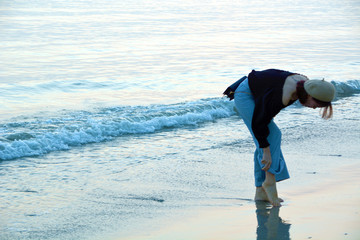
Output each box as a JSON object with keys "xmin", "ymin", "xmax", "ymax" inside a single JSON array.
[{"xmin": 296, "ymin": 81, "xmax": 333, "ymax": 119}]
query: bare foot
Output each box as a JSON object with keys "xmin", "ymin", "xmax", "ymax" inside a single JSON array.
[
  {"xmin": 262, "ymin": 182, "xmax": 281, "ymax": 206},
  {"xmin": 255, "ymin": 187, "xmax": 269, "ymax": 201},
  {"xmin": 262, "ymin": 172, "xmax": 281, "ymax": 207},
  {"xmin": 255, "ymin": 187, "xmax": 284, "ymax": 203}
]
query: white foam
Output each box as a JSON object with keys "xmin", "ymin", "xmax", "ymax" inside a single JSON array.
[{"xmin": 0, "ymin": 98, "xmax": 235, "ymax": 160}]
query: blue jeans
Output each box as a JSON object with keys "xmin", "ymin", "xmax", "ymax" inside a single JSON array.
[{"xmin": 234, "ymin": 78, "xmax": 290, "ymax": 187}]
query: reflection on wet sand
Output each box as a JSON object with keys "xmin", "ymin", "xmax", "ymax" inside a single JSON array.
[{"xmin": 256, "ymin": 201, "xmax": 291, "ymax": 240}]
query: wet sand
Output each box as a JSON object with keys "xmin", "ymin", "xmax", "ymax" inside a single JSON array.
[{"xmin": 126, "ymin": 162, "xmax": 360, "ymax": 240}]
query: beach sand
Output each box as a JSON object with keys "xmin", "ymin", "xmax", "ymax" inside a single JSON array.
[{"xmin": 125, "ymin": 161, "xmax": 360, "ymax": 240}]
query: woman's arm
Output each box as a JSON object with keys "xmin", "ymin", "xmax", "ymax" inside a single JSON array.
[
  {"xmin": 251, "ymin": 90, "xmax": 281, "ymax": 148},
  {"xmin": 261, "ymin": 146, "xmax": 272, "ymax": 171}
]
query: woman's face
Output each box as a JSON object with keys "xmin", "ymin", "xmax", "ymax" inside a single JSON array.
[{"xmin": 303, "ymin": 95, "xmax": 321, "ymax": 109}]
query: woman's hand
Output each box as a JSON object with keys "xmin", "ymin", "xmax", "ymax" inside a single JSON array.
[{"xmin": 261, "ymin": 147, "xmax": 272, "ymax": 171}]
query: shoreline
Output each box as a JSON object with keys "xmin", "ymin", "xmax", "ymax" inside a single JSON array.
[{"xmin": 123, "ymin": 162, "xmax": 360, "ymax": 240}]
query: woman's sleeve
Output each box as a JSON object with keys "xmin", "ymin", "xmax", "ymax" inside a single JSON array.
[{"xmin": 251, "ymin": 90, "xmax": 282, "ymax": 148}]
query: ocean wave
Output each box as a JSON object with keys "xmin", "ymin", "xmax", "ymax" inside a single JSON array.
[
  {"xmin": 0, "ymin": 80, "xmax": 359, "ymax": 161},
  {"xmin": 332, "ymin": 80, "xmax": 360, "ymax": 98},
  {"xmin": 0, "ymin": 98, "xmax": 235, "ymax": 161}
]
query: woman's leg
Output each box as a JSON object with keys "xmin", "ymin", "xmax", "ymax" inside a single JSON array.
[
  {"xmin": 234, "ymin": 80, "xmax": 269, "ymax": 201},
  {"xmin": 234, "ymin": 79, "xmax": 288, "ymax": 206},
  {"xmin": 256, "ymin": 121, "xmax": 288, "ymax": 206},
  {"xmin": 263, "ymin": 171, "xmax": 281, "ymax": 206},
  {"xmin": 254, "ymin": 148, "xmax": 268, "ymax": 201},
  {"xmin": 265, "ymin": 121, "xmax": 290, "ymax": 183}
]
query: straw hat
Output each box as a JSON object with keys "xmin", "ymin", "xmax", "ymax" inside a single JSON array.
[{"xmin": 304, "ymin": 79, "xmax": 335, "ymax": 102}]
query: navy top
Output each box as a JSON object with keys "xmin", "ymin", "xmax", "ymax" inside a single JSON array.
[{"xmin": 248, "ymin": 69, "xmax": 297, "ymax": 148}]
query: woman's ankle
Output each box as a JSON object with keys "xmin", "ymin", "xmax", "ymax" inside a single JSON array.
[{"xmin": 263, "ymin": 171, "xmax": 276, "ymax": 186}]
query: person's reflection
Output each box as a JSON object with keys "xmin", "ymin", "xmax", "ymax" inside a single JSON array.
[{"xmin": 255, "ymin": 201, "xmax": 291, "ymax": 240}]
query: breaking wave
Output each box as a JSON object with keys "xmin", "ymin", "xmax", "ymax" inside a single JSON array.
[
  {"xmin": 0, "ymin": 98, "xmax": 235, "ymax": 160},
  {"xmin": 0, "ymin": 80, "xmax": 358, "ymax": 161}
]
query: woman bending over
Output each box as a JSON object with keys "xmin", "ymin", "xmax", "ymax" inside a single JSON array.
[{"xmin": 224, "ymin": 69, "xmax": 335, "ymax": 206}]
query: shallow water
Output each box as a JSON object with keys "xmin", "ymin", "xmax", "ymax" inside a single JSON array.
[{"xmin": 0, "ymin": 0, "xmax": 360, "ymax": 239}]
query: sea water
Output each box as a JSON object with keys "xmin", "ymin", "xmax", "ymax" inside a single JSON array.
[{"xmin": 0, "ymin": 0, "xmax": 359, "ymax": 239}]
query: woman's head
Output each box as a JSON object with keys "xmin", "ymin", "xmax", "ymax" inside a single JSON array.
[{"xmin": 296, "ymin": 80, "xmax": 335, "ymax": 119}]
